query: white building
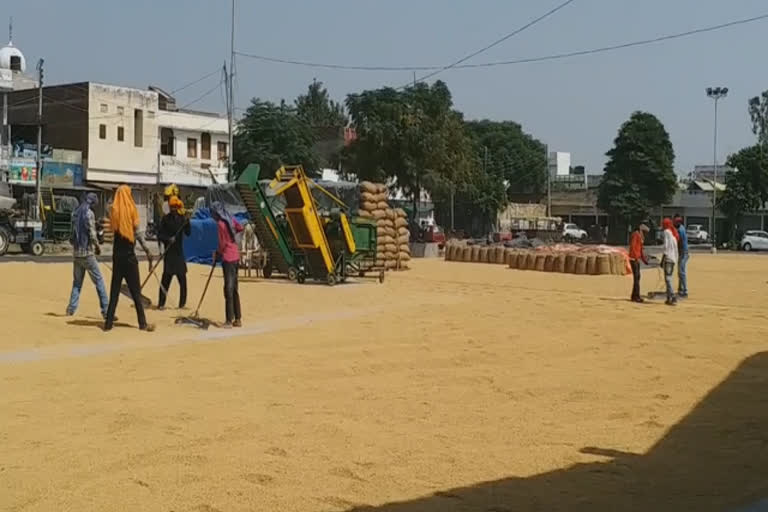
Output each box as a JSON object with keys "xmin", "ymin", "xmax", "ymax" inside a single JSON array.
[{"xmin": 548, "ymin": 151, "xmax": 571, "ymax": 177}]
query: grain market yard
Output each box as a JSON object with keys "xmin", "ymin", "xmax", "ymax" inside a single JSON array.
[{"xmin": 1, "ymin": 255, "xmax": 767, "ymax": 511}]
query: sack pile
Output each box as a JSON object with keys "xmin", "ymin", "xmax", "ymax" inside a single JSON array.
[
  {"xmin": 359, "ymin": 181, "xmax": 410, "ymax": 271},
  {"xmin": 444, "ymin": 240, "xmax": 627, "ymax": 276}
]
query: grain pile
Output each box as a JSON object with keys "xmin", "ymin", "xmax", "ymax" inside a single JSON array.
[
  {"xmin": 444, "ymin": 240, "xmax": 629, "ymax": 276},
  {"xmin": 359, "ymin": 182, "xmax": 410, "ymax": 271}
]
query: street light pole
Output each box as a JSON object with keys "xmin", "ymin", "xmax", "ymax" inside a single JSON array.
[{"xmin": 706, "ymin": 86, "xmax": 728, "ymax": 253}]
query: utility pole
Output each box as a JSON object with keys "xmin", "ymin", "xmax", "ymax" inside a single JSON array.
[
  {"xmin": 227, "ymin": 0, "xmax": 235, "ymax": 182},
  {"xmin": 545, "ymin": 144, "xmax": 551, "ymax": 217},
  {"xmin": 36, "ymin": 58, "xmax": 43, "ymax": 220},
  {"xmin": 706, "ymin": 86, "xmax": 728, "ymax": 253}
]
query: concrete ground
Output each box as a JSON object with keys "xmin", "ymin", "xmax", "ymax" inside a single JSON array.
[{"xmin": 1, "ymin": 255, "xmax": 767, "ymax": 511}]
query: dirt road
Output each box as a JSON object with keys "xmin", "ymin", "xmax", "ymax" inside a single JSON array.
[{"xmin": 1, "ymin": 255, "xmax": 766, "ymax": 511}]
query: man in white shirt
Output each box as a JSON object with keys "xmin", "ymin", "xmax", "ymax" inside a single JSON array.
[{"xmin": 661, "ymin": 218, "xmax": 679, "ymax": 306}]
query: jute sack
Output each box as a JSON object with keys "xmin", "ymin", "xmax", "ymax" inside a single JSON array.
[
  {"xmin": 574, "ymin": 255, "xmax": 588, "ymax": 275},
  {"xmin": 554, "ymin": 253, "xmax": 567, "ymax": 273},
  {"xmin": 397, "ymin": 234, "xmax": 409, "ymax": 245},
  {"xmin": 395, "ymin": 208, "xmax": 407, "ymax": 218},
  {"xmin": 462, "ymin": 246, "xmax": 472, "ymax": 262},
  {"xmin": 361, "ymin": 181, "xmax": 377, "ymax": 194},
  {"xmin": 361, "ymin": 191, "xmax": 377, "ymax": 203},
  {"xmin": 495, "ymin": 246, "xmax": 506, "ymax": 264},
  {"xmin": 508, "ymin": 251, "xmax": 520, "ymax": 269},
  {"xmin": 379, "ymin": 235, "xmax": 395, "ymax": 246},
  {"xmin": 372, "ymin": 209, "xmax": 386, "ymax": 220},
  {"xmin": 471, "ymin": 245, "xmax": 481, "ymax": 262},
  {"xmin": 533, "ymin": 253, "xmax": 545, "ymax": 272},
  {"xmin": 597, "ymin": 254, "xmax": 611, "ymax": 275},
  {"xmin": 384, "ymin": 208, "xmax": 395, "ymax": 220},
  {"xmin": 395, "ymin": 217, "xmax": 408, "ymax": 229},
  {"xmin": 544, "ymin": 254, "xmax": 555, "ymax": 272},
  {"xmin": 362, "ymin": 201, "xmax": 378, "ymax": 212},
  {"xmin": 377, "ymin": 184, "xmax": 388, "ymax": 195},
  {"xmin": 385, "ymin": 259, "xmax": 396, "ymax": 270},
  {"xmin": 385, "ymin": 243, "xmax": 397, "ymax": 253},
  {"xmin": 585, "ymin": 253, "xmax": 597, "ymax": 275},
  {"xmin": 399, "ymin": 251, "xmax": 411, "ymax": 262},
  {"xmin": 377, "ymin": 227, "xmax": 387, "ymax": 237},
  {"xmin": 400, "ymin": 243, "xmax": 411, "ymax": 254},
  {"xmin": 444, "ymin": 243, "xmax": 453, "ymax": 261},
  {"xmin": 565, "ymin": 253, "xmax": 576, "ymax": 273},
  {"xmin": 397, "ymin": 226, "xmax": 409, "ymax": 236},
  {"xmin": 527, "ymin": 252, "xmax": 538, "ymax": 270},
  {"xmin": 479, "ymin": 247, "xmax": 489, "ymax": 263},
  {"xmin": 616, "ymin": 253, "xmax": 628, "ymax": 275},
  {"xmin": 357, "ymin": 210, "xmax": 372, "ymax": 219}
]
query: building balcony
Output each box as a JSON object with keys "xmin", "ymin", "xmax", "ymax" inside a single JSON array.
[{"xmin": 158, "ymin": 155, "xmax": 228, "ymax": 186}]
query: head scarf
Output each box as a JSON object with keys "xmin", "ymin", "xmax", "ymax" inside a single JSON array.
[
  {"xmin": 73, "ymin": 192, "xmax": 98, "ymax": 250},
  {"xmin": 210, "ymin": 201, "xmax": 235, "ymax": 241},
  {"xmin": 168, "ymin": 196, "xmax": 183, "ymax": 211},
  {"xmin": 164, "ymin": 183, "xmax": 179, "ymax": 200},
  {"xmin": 663, "ymin": 217, "xmax": 680, "ymax": 242},
  {"xmin": 639, "ymin": 223, "xmax": 650, "ymax": 233},
  {"xmin": 111, "ymin": 185, "xmax": 139, "ymax": 243}
]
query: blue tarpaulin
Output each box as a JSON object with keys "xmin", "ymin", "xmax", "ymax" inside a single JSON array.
[{"xmin": 184, "ymin": 207, "xmax": 249, "ymax": 265}]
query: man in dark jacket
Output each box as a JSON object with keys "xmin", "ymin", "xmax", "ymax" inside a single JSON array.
[{"xmin": 157, "ymin": 196, "xmax": 191, "ymax": 309}]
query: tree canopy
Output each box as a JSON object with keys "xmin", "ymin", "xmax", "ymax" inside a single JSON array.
[{"xmin": 597, "ymin": 111, "xmax": 677, "ymax": 226}]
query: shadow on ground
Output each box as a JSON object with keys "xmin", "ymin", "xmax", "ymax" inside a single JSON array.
[{"xmin": 348, "ymin": 352, "xmax": 768, "ymax": 512}]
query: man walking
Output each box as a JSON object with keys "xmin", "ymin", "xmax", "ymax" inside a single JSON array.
[
  {"xmin": 66, "ymin": 192, "xmax": 109, "ymax": 318},
  {"xmin": 674, "ymin": 214, "xmax": 689, "ymax": 298},
  {"xmin": 628, "ymin": 223, "xmax": 650, "ymax": 303},
  {"xmin": 662, "ymin": 218, "xmax": 680, "ymax": 306}
]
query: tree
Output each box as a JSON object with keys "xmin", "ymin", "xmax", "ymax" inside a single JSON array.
[
  {"xmin": 720, "ymin": 145, "xmax": 768, "ymax": 241},
  {"xmin": 463, "ymin": 120, "xmax": 547, "ymax": 199},
  {"xmin": 233, "ymin": 98, "xmax": 319, "ymax": 179},
  {"xmin": 344, "ymin": 81, "xmax": 475, "ymax": 221},
  {"xmin": 598, "ymin": 111, "xmax": 677, "ymax": 236},
  {"xmin": 748, "ymin": 91, "xmax": 768, "ymax": 145},
  {"xmin": 295, "ymin": 79, "xmax": 347, "ymax": 129}
]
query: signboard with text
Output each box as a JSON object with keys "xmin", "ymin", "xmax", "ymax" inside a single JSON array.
[{"xmin": 8, "ymin": 159, "xmax": 84, "ymax": 187}]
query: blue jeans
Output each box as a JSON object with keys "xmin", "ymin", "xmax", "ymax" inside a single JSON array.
[
  {"xmin": 678, "ymin": 253, "xmax": 689, "ymax": 295},
  {"xmin": 664, "ymin": 260, "xmax": 676, "ymax": 302},
  {"xmin": 67, "ymin": 255, "xmax": 109, "ymax": 317}
]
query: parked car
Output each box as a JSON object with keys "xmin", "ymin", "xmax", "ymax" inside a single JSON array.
[
  {"xmin": 562, "ymin": 223, "xmax": 588, "ymax": 241},
  {"xmin": 740, "ymin": 230, "xmax": 768, "ymax": 251},
  {"xmin": 687, "ymin": 224, "xmax": 709, "ymax": 244}
]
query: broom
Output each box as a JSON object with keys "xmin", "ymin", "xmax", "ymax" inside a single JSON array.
[{"xmin": 175, "ymin": 252, "xmax": 217, "ymax": 330}]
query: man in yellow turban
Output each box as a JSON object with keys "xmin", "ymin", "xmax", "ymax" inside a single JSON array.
[{"xmin": 157, "ymin": 195, "xmax": 191, "ymax": 309}]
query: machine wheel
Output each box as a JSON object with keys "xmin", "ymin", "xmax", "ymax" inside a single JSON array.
[
  {"xmin": 0, "ymin": 226, "xmax": 10, "ymax": 256},
  {"xmin": 744, "ymin": 242, "xmax": 752, "ymax": 252},
  {"xmin": 287, "ymin": 266, "xmax": 299, "ymax": 281},
  {"xmin": 327, "ymin": 273, "xmax": 337, "ymax": 286},
  {"xmin": 263, "ymin": 265, "xmax": 273, "ymax": 279},
  {"xmin": 30, "ymin": 241, "xmax": 45, "ymax": 256},
  {"xmin": 378, "ymin": 270, "xmax": 386, "ymax": 284},
  {"xmin": 297, "ymin": 271, "xmax": 307, "ymax": 284}
]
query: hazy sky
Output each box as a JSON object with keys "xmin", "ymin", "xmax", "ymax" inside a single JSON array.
[{"xmin": 7, "ymin": 0, "xmax": 768, "ymax": 174}]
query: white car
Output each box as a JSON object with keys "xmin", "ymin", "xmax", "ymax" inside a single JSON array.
[
  {"xmin": 686, "ymin": 224, "xmax": 709, "ymax": 244},
  {"xmin": 563, "ymin": 223, "xmax": 588, "ymax": 241},
  {"xmin": 740, "ymin": 230, "xmax": 768, "ymax": 251}
]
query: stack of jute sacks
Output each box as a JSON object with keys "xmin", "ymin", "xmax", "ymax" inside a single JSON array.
[
  {"xmin": 443, "ymin": 240, "xmax": 627, "ymax": 276},
  {"xmin": 357, "ymin": 182, "xmax": 411, "ymax": 271}
]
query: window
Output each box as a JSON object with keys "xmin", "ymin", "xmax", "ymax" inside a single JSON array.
[
  {"xmin": 134, "ymin": 109, "xmax": 143, "ymax": 147},
  {"xmin": 117, "ymin": 106, "xmax": 125, "ymax": 116},
  {"xmin": 9, "ymin": 55, "xmax": 21, "ymax": 71},
  {"xmin": 187, "ymin": 138, "xmax": 197, "ymax": 158},
  {"xmin": 217, "ymin": 141, "xmax": 228, "ymax": 161},
  {"xmin": 160, "ymin": 128, "xmax": 175, "ymax": 156},
  {"xmin": 100, "ymin": 103, "xmax": 108, "ymax": 113},
  {"xmin": 99, "ymin": 124, "xmax": 107, "ymax": 139},
  {"xmin": 201, "ymin": 133, "xmax": 211, "ymax": 160},
  {"xmin": 117, "ymin": 126, "xmax": 125, "ymax": 142}
]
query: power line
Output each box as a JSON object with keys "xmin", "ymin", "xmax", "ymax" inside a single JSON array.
[
  {"xmin": 234, "ymin": 12, "xmax": 768, "ymax": 73},
  {"xmin": 170, "ymin": 68, "xmax": 222, "ymax": 95},
  {"xmin": 409, "ymin": 0, "xmax": 577, "ymax": 85}
]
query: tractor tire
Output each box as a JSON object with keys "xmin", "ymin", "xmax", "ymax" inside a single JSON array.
[
  {"xmin": 327, "ymin": 273, "xmax": 337, "ymax": 286},
  {"xmin": 0, "ymin": 226, "xmax": 10, "ymax": 256},
  {"xmin": 287, "ymin": 266, "xmax": 299, "ymax": 281},
  {"xmin": 297, "ymin": 271, "xmax": 307, "ymax": 284},
  {"xmin": 30, "ymin": 241, "xmax": 45, "ymax": 256}
]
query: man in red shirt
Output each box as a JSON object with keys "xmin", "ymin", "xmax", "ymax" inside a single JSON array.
[{"xmin": 629, "ymin": 223, "xmax": 650, "ymax": 303}]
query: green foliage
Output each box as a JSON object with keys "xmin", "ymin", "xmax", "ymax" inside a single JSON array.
[
  {"xmin": 720, "ymin": 145, "xmax": 768, "ymax": 240},
  {"xmin": 597, "ymin": 111, "xmax": 677, "ymax": 225},
  {"xmin": 463, "ymin": 120, "xmax": 547, "ymax": 197},
  {"xmin": 295, "ymin": 80, "xmax": 347, "ymax": 129},
  {"xmin": 748, "ymin": 91, "xmax": 768, "ymax": 145},
  {"xmin": 233, "ymin": 98, "xmax": 319, "ymax": 179}
]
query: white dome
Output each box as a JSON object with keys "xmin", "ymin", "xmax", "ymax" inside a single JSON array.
[{"xmin": 0, "ymin": 42, "xmax": 25, "ymax": 72}]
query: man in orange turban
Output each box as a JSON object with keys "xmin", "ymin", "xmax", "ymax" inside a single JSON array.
[{"xmin": 157, "ymin": 196, "xmax": 191, "ymax": 309}]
